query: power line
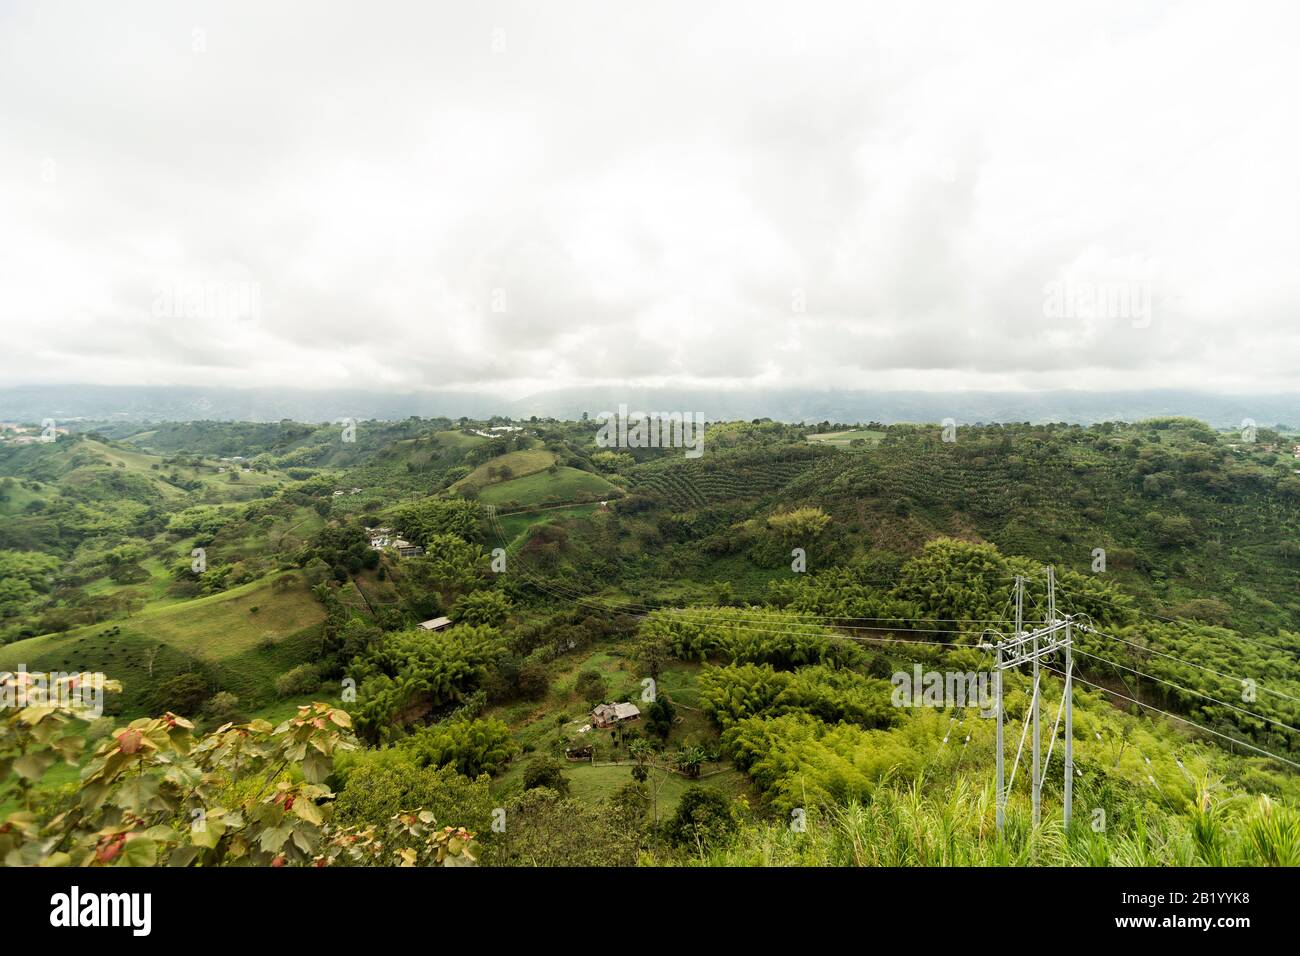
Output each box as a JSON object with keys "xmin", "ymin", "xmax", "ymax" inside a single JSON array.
[
  {"xmin": 1057, "ymin": 590, "xmax": 1290, "ymax": 804},
  {"xmin": 487, "ymin": 506, "xmax": 1009, "ymax": 638},
  {"xmin": 486, "ymin": 502, "xmax": 1035, "ymax": 625},
  {"xmin": 1072, "ymin": 621, "xmax": 1300, "ymax": 705},
  {"xmin": 1048, "ymin": 572, "xmax": 1300, "ymax": 708},
  {"xmin": 1039, "ymin": 663, "xmax": 1300, "ymax": 771},
  {"xmin": 1067, "ymin": 643, "xmax": 1300, "ymax": 736},
  {"xmin": 1052, "ymin": 578, "xmax": 1297, "ymax": 655},
  {"xmin": 486, "ymin": 506, "xmax": 1299, "ymax": 784},
  {"xmin": 489, "ymin": 510, "xmax": 994, "ymax": 656}
]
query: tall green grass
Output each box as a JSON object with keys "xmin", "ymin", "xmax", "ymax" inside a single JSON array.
[{"xmin": 673, "ymin": 777, "xmax": 1299, "ymax": 867}]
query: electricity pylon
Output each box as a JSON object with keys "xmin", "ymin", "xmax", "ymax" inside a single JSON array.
[{"xmin": 986, "ymin": 568, "xmax": 1074, "ymax": 837}]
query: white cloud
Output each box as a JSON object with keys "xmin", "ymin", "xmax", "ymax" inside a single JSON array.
[{"xmin": 1, "ymin": 0, "xmax": 1297, "ymax": 396}]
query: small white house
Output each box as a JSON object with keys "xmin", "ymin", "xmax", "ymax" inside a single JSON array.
[{"xmin": 417, "ymin": 616, "xmax": 452, "ymax": 632}]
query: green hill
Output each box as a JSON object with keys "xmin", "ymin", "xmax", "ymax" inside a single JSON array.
[
  {"xmin": 0, "ymin": 571, "xmax": 323, "ymax": 714},
  {"xmin": 478, "ymin": 466, "xmax": 618, "ymax": 509},
  {"xmin": 451, "ymin": 447, "xmax": 556, "ymax": 495},
  {"xmin": 3, "ymin": 414, "xmax": 1299, "ymax": 871}
]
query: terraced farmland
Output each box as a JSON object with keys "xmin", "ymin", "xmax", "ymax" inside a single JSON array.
[{"xmin": 631, "ymin": 455, "xmax": 819, "ymax": 508}]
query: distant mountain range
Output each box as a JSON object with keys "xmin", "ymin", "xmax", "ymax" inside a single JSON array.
[{"xmin": 0, "ymin": 384, "xmax": 1295, "ymax": 429}]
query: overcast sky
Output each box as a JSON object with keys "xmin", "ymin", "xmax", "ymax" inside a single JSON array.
[{"xmin": 1, "ymin": 0, "xmax": 1298, "ymax": 398}]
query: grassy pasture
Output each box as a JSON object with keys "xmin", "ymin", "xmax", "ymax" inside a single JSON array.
[
  {"xmin": 806, "ymin": 429, "xmax": 885, "ymax": 447},
  {"xmin": 2, "ymin": 438, "xmax": 288, "ymax": 506},
  {"xmin": 451, "ymin": 448, "xmax": 555, "ymax": 495},
  {"xmin": 433, "ymin": 430, "xmax": 489, "ymax": 453},
  {"xmin": 493, "ymin": 503, "xmax": 605, "ymax": 546},
  {"xmin": 478, "ymin": 466, "xmax": 618, "ymax": 509},
  {"xmin": 0, "ymin": 572, "xmax": 324, "ymax": 714},
  {"xmin": 0, "ymin": 481, "xmax": 52, "ymax": 516}
]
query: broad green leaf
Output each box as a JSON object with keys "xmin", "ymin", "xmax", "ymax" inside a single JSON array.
[
  {"xmin": 291, "ymin": 799, "xmax": 323, "ymax": 826},
  {"xmin": 120, "ymin": 836, "xmax": 157, "ymax": 867},
  {"xmin": 259, "ymin": 825, "xmax": 292, "ymax": 853},
  {"xmin": 13, "ymin": 752, "xmax": 55, "ymax": 781},
  {"xmin": 114, "ymin": 775, "xmax": 161, "ymax": 814},
  {"xmin": 301, "ymin": 749, "xmax": 332, "ymax": 784},
  {"xmin": 167, "ymin": 845, "xmax": 200, "ymax": 867}
]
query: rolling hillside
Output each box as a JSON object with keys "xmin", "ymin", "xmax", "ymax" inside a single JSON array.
[
  {"xmin": 451, "ymin": 447, "xmax": 556, "ymax": 495},
  {"xmin": 3, "ymin": 413, "xmax": 1298, "ymax": 873},
  {"xmin": 478, "ymin": 466, "xmax": 619, "ymax": 509},
  {"xmin": 0, "ymin": 571, "xmax": 324, "ymax": 714}
]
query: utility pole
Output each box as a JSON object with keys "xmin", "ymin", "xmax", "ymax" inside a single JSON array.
[
  {"xmin": 987, "ymin": 567, "xmax": 1073, "ymax": 838},
  {"xmin": 1032, "ymin": 572, "xmax": 1043, "ymax": 826},
  {"xmin": 995, "ymin": 636, "xmax": 1005, "ymax": 834},
  {"xmin": 1064, "ymin": 613, "xmax": 1073, "ymax": 828},
  {"xmin": 998, "ymin": 574, "xmax": 1023, "ymax": 834}
]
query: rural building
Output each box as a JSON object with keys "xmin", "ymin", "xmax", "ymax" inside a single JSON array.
[
  {"xmin": 591, "ymin": 701, "xmax": 641, "ymax": 728},
  {"xmin": 417, "ymin": 616, "xmax": 452, "ymax": 632},
  {"xmin": 366, "ymin": 526, "xmax": 422, "ymax": 556}
]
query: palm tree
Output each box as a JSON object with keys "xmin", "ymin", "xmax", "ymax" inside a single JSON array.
[{"xmin": 674, "ymin": 746, "xmax": 705, "ymax": 779}]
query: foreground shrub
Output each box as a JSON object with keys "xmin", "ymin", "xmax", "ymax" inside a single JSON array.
[{"xmin": 0, "ymin": 688, "xmax": 478, "ymax": 867}]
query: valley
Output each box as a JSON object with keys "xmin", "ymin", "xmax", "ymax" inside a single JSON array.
[{"xmin": 2, "ymin": 414, "xmax": 1298, "ymax": 866}]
